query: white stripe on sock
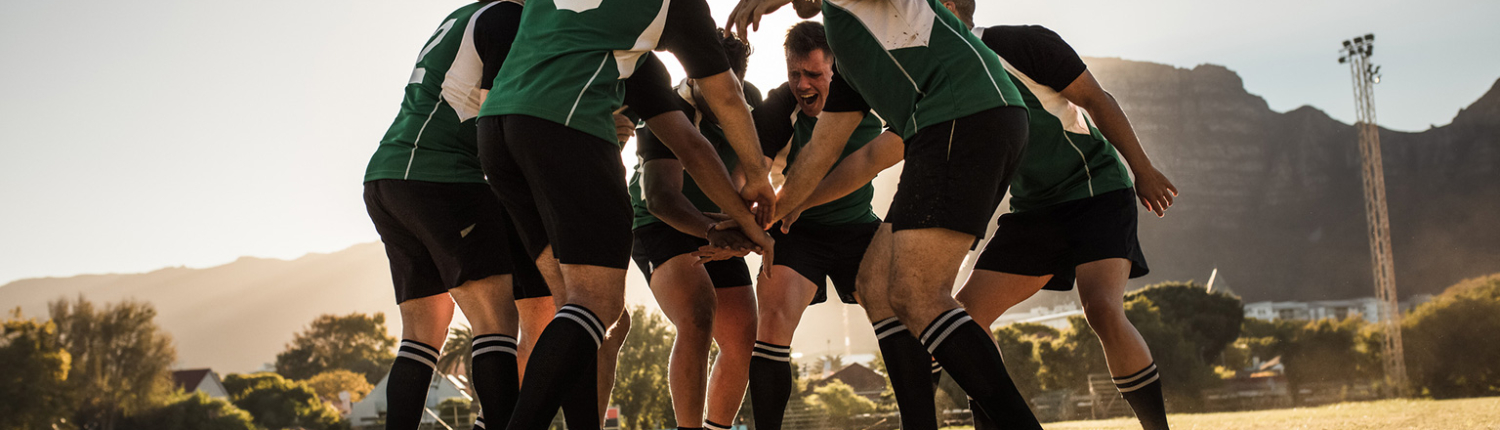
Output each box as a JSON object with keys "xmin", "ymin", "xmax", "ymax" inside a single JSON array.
[
  {"xmin": 1113, "ymin": 364, "xmax": 1159, "ymax": 385},
  {"xmin": 472, "ymin": 345, "xmax": 517, "ymax": 356},
  {"xmin": 1117, "ymin": 373, "xmax": 1161, "ymax": 393},
  {"xmin": 924, "ymin": 314, "xmax": 973, "ymax": 354},
  {"xmin": 398, "ymin": 350, "xmax": 438, "ymax": 369},
  {"xmin": 752, "ymin": 351, "xmax": 792, "ymax": 362},
  {"xmin": 557, "ymin": 313, "xmax": 603, "ymax": 346},
  {"xmin": 402, "ymin": 340, "xmax": 439, "ymax": 358}
]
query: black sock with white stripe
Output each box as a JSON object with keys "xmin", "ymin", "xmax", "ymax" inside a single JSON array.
[
  {"xmin": 560, "ymin": 351, "xmax": 600, "ymax": 430},
  {"xmin": 930, "ymin": 360, "xmax": 944, "ymax": 386},
  {"xmin": 968, "ymin": 397, "xmax": 1000, "ymax": 430},
  {"xmin": 748, "ymin": 341, "xmax": 793, "ymax": 430},
  {"xmin": 1115, "ymin": 362, "xmax": 1168, "ymax": 430},
  {"xmin": 473, "ymin": 410, "xmax": 487, "ymax": 430},
  {"xmin": 386, "ymin": 339, "xmax": 439, "ymax": 430},
  {"xmin": 505, "ymin": 304, "xmax": 607, "ymax": 430},
  {"xmin": 873, "ymin": 317, "xmax": 938, "ymax": 430},
  {"xmin": 704, "ymin": 419, "xmax": 731, "ymax": 430},
  {"xmin": 919, "ymin": 309, "xmax": 1040, "ymax": 430},
  {"xmin": 471, "ymin": 334, "xmax": 519, "ymax": 430}
]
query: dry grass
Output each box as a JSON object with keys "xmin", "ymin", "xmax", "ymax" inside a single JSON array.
[{"xmin": 947, "ymin": 397, "xmax": 1500, "ymax": 430}]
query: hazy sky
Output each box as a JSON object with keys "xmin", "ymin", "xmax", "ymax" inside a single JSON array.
[{"xmin": 1, "ymin": 0, "xmax": 1497, "ymax": 292}]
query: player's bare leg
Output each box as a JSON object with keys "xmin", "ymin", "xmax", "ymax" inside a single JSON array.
[
  {"xmin": 747, "ymin": 265, "xmax": 818, "ymax": 430},
  {"xmin": 705, "ymin": 284, "xmax": 756, "ymax": 430},
  {"xmin": 648, "ymin": 254, "xmax": 720, "ymax": 428}
]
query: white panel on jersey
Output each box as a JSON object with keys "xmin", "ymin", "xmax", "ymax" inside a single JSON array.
[
  {"xmin": 614, "ymin": 0, "xmax": 670, "ymax": 79},
  {"xmin": 443, "ymin": 2, "xmax": 505, "ymax": 121},
  {"xmin": 976, "ymin": 26, "xmax": 1091, "ymax": 135},
  {"xmin": 828, "ymin": 0, "xmax": 935, "ymax": 51},
  {"xmin": 555, "ymin": 0, "xmax": 604, "ymax": 12},
  {"xmin": 410, "ymin": 68, "xmax": 427, "ymax": 84}
]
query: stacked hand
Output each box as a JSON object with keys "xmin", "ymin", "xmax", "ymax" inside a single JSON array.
[{"xmin": 726, "ymin": 0, "xmax": 795, "ymax": 40}]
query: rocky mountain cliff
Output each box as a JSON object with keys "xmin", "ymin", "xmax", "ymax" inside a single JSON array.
[{"xmin": 1087, "ymin": 58, "xmax": 1500, "ymax": 301}]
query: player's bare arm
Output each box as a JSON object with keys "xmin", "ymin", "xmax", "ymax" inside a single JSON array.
[
  {"xmin": 643, "ymin": 111, "xmax": 775, "ymax": 268},
  {"xmin": 694, "ymin": 71, "xmax": 778, "ymax": 225},
  {"xmin": 1060, "ymin": 70, "xmax": 1179, "ymax": 216},
  {"xmin": 769, "ymin": 110, "xmax": 866, "ymax": 221},
  {"xmin": 780, "ymin": 131, "xmax": 903, "ymax": 231}
]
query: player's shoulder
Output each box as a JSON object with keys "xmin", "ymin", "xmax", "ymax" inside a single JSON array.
[{"xmin": 981, "ymin": 25, "xmax": 1068, "ymax": 47}]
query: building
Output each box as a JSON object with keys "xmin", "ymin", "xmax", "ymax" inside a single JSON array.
[
  {"xmin": 171, "ymin": 368, "xmax": 230, "ymax": 399},
  {"xmin": 348, "ymin": 372, "xmax": 474, "ymax": 430},
  {"xmin": 1244, "ymin": 294, "xmax": 1433, "ymax": 323},
  {"xmin": 991, "ymin": 303, "xmax": 1084, "ymax": 330},
  {"xmin": 806, "ymin": 363, "xmax": 886, "ymax": 402}
]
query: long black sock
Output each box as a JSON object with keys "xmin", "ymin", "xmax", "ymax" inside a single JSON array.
[
  {"xmin": 930, "ymin": 360, "xmax": 944, "ymax": 386},
  {"xmin": 386, "ymin": 339, "xmax": 439, "ymax": 430},
  {"xmin": 747, "ymin": 341, "xmax": 792, "ymax": 430},
  {"xmin": 471, "ymin": 334, "xmax": 519, "ymax": 429},
  {"xmin": 505, "ymin": 304, "xmax": 606, "ymax": 430},
  {"xmin": 969, "ymin": 397, "xmax": 999, "ymax": 430},
  {"xmin": 1115, "ymin": 362, "xmax": 1169, "ymax": 430},
  {"xmin": 919, "ymin": 309, "xmax": 1040, "ymax": 430},
  {"xmin": 559, "ymin": 352, "xmax": 601, "ymax": 430},
  {"xmin": 873, "ymin": 317, "xmax": 938, "ymax": 430},
  {"xmin": 474, "ymin": 410, "xmax": 488, "ymax": 429}
]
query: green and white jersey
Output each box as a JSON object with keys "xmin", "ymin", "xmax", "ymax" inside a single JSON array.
[
  {"xmin": 819, "ymin": 0, "xmax": 1023, "ymax": 139},
  {"xmin": 975, "ymin": 25, "xmax": 1133, "ymax": 212},
  {"xmin": 365, "ymin": 1, "xmax": 518, "ymax": 184},
  {"xmin": 757, "ymin": 83, "xmax": 882, "ymax": 226},
  {"xmin": 480, "ymin": 0, "xmax": 673, "ymax": 145}
]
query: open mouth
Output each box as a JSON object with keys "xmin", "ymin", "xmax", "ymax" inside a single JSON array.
[{"xmin": 799, "ymin": 93, "xmax": 819, "ymax": 104}]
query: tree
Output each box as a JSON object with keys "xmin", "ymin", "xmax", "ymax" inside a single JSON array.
[
  {"xmin": 1403, "ymin": 277, "xmax": 1500, "ymax": 399},
  {"xmin": 1127, "ymin": 282, "xmax": 1244, "ymax": 363},
  {"xmin": 49, "ymin": 296, "xmax": 177, "ymax": 430},
  {"xmin": 991, "ymin": 322, "xmax": 1054, "ymax": 400},
  {"xmin": 806, "ymin": 380, "xmax": 875, "ymax": 427},
  {"xmin": 225, "ymin": 372, "xmax": 343, "ymax": 430},
  {"xmin": 611, "ymin": 306, "xmax": 677, "ymax": 430},
  {"xmin": 275, "ymin": 312, "xmax": 397, "ymax": 384},
  {"xmin": 810, "ymin": 354, "xmax": 845, "ymax": 377},
  {"xmin": 305, "ymin": 369, "xmax": 375, "ymax": 403},
  {"xmin": 437, "ymin": 325, "xmax": 474, "ymax": 379},
  {"xmin": 0, "ymin": 309, "xmax": 74, "ymax": 430},
  {"xmin": 1037, "ymin": 297, "xmax": 1218, "ymax": 411},
  {"xmin": 123, "ymin": 392, "xmax": 257, "ymax": 430}
]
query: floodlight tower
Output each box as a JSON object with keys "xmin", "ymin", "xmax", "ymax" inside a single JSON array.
[{"xmin": 1338, "ymin": 33, "xmax": 1409, "ymax": 398}]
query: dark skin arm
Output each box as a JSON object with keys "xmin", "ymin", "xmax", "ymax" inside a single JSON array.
[
  {"xmin": 641, "ymin": 158, "xmax": 759, "ymax": 258},
  {"xmin": 1060, "ymin": 70, "xmax": 1178, "ymax": 216},
  {"xmin": 693, "ymin": 72, "xmax": 778, "ymax": 226},
  {"xmin": 641, "ymin": 110, "xmax": 775, "ymax": 270}
]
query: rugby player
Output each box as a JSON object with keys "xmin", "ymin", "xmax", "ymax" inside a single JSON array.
[
  {"xmin": 476, "ymin": 0, "xmax": 776, "ymax": 428},
  {"xmin": 728, "ymin": 0, "xmax": 1043, "ymax": 428}
]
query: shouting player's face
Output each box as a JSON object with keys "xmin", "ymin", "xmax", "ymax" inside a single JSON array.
[{"xmin": 786, "ymin": 49, "xmax": 833, "ymax": 116}]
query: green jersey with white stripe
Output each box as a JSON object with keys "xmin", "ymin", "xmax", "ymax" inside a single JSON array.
[
  {"xmin": 366, "ymin": 2, "xmax": 507, "ymax": 184},
  {"xmin": 820, "ymin": 0, "xmax": 1023, "ymax": 139},
  {"xmin": 975, "ymin": 25, "xmax": 1133, "ymax": 212},
  {"xmin": 479, "ymin": 0, "xmax": 672, "ymax": 145}
]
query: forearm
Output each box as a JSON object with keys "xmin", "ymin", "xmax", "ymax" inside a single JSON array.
[
  {"xmin": 646, "ymin": 193, "xmax": 718, "ymax": 239},
  {"xmin": 802, "ymin": 131, "xmax": 902, "ymax": 209},
  {"xmin": 1086, "ymin": 92, "xmax": 1156, "ymax": 172},
  {"xmin": 644, "ymin": 113, "xmax": 758, "ymax": 224},
  {"xmin": 774, "ymin": 111, "xmax": 864, "ymax": 219},
  {"xmin": 696, "ymin": 72, "xmax": 770, "ymax": 180}
]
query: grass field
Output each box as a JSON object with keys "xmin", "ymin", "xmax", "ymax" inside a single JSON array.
[{"xmin": 950, "ymin": 397, "xmax": 1500, "ymax": 430}]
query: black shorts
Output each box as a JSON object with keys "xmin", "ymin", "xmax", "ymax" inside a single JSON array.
[
  {"xmin": 631, "ymin": 222, "xmax": 752, "ymax": 288},
  {"xmin": 478, "ymin": 114, "xmax": 633, "ymax": 270},
  {"xmin": 974, "ymin": 188, "xmax": 1150, "ymax": 291},
  {"xmin": 886, "ymin": 106, "xmax": 1029, "ymax": 238},
  {"xmin": 769, "ymin": 221, "xmax": 881, "ymax": 305},
  {"xmin": 365, "ymin": 180, "xmax": 536, "ymax": 304},
  {"xmin": 507, "ymin": 232, "xmax": 552, "ymax": 300}
]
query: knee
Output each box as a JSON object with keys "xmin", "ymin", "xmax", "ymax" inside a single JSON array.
[
  {"xmin": 603, "ymin": 308, "xmax": 631, "ymax": 350},
  {"xmin": 1081, "ymin": 300, "xmax": 1129, "ymax": 333},
  {"xmin": 675, "ymin": 295, "xmax": 718, "ymax": 338}
]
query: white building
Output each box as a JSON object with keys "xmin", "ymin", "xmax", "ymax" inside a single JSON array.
[
  {"xmin": 1244, "ymin": 295, "xmax": 1433, "ymax": 323},
  {"xmin": 992, "ymin": 303, "xmax": 1084, "ymax": 330},
  {"xmin": 348, "ymin": 372, "xmax": 474, "ymax": 430},
  {"xmin": 171, "ymin": 369, "xmax": 230, "ymax": 399}
]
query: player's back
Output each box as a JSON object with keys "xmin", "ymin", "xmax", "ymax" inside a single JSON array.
[
  {"xmin": 481, "ymin": 0, "xmax": 671, "ymax": 144},
  {"xmin": 367, "ymin": 1, "xmax": 515, "ymax": 184}
]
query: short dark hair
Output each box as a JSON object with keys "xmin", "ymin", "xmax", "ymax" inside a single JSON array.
[
  {"xmin": 947, "ymin": 0, "xmax": 975, "ymax": 27},
  {"xmin": 718, "ymin": 29, "xmax": 754, "ymax": 77},
  {"xmin": 783, "ymin": 21, "xmax": 830, "ymax": 60}
]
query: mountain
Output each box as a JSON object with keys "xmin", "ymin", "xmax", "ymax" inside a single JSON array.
[
  {"xmin": 1085, "ymin": 58, "xmax": 1500, "ymax": 302},
  {"xmin": 2, "ymin": 59, "xmax": 1497, "ymax": 372},
  {"xmin": 0, "ymin": 243, "xmax": 401, "ymax": 374}
]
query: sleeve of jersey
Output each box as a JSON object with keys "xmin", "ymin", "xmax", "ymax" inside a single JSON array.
[
  {"xmin": 636, "ymin": 124, "xmax": 679, "ymax": 162},
  {"xmin": 823, "ymin": 66, "xmax": 872, "ymax": 114},
  {"xmin": 990, "ymin": 26, "xmax": 1088, "ymax": 94},
  {"xmin": 474, "ymin": 1, "xmax": 523, "ymax": 90},
  {"xmin": 623, "ymin": 54, "xmax": 688, "ymax": 121},
  {"xmin": 754, "ymin": 84, "xmax": 797, "ymax": 158},
  {"xmin": 658, "ymin": 0, "xmax": 731, "ymax": 79}
]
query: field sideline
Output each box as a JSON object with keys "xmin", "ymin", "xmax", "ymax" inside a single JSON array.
[{"xmin": 946, "ymin": 397, "xmax": 1500, "ymax": 430}]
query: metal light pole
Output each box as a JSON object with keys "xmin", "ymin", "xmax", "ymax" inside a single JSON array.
[{"xmin": 1338, "ymin": 33, "xmax": 1409, "ymax": 398}]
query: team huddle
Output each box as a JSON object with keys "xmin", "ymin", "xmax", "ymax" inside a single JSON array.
[{"xmin": 362, "ymin": 0, "xmax": 1179, "ymax": 429}]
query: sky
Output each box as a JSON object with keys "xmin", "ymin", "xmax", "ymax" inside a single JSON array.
[{"xmin": 1, "ymin": 0, "xmax": 1498, "ymax": 291}]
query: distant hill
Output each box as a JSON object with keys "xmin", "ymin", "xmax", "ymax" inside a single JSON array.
[
  {"xmin": 0, "ymin": 243, "xmax": 400, "ymax": 374},
  {"xmin": 2, "ymin": 58, "xmax": 1497, "ymax": 372}
]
